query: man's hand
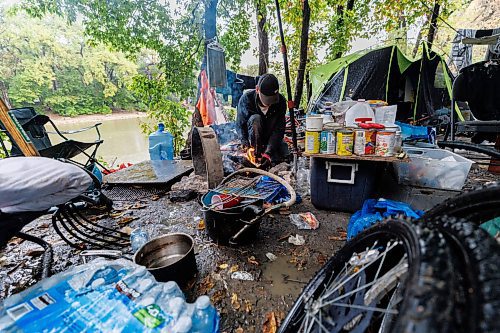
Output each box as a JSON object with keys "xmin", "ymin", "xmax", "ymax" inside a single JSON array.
[{"xmin": 259, "ymin": 153, "xmax": 272, "ymax": 170}]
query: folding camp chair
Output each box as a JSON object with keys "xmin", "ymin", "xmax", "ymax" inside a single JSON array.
[
  {"xmin": 0, "ymin": 158, "xmax": 129, "ymax": 278},
  {"xmin": 440, "ymin": 60, "xmax": 500, "ymax": 164},
  {"xmin": 0, "ymin": 107, "xmax": 105, "ymax": 169}
]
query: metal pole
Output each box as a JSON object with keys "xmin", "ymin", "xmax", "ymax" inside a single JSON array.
[{"xmin": 274, "ymin": 0, "xmax": 298, "ymax": 157}]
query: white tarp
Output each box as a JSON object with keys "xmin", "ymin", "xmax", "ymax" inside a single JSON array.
[{"xmin": 0, "ymin": 157, "xmax": 92, "ymax": 213}]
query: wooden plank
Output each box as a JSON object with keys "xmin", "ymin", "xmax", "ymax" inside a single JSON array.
[
  {"xmin": 304, "ymin": 152, "xmax": 408, "ymax": 163},
  {"xmin": 0, "ymin": 99, "xmax": 40, "ymax": 156}
]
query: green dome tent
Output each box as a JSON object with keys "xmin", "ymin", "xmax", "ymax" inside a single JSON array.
[{"xmin": 308, "ymin": 44, "xmax": 463, "ymax": 122}]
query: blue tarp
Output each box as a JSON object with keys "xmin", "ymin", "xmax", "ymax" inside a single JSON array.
[{"xmin": 347, "ymin": 198, "xmax": 423, "ymax": 240}]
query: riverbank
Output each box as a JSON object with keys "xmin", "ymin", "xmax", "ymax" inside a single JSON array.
[{"xmin": 48, "ymin": 110, "xmax": 147, "ymax": 125}]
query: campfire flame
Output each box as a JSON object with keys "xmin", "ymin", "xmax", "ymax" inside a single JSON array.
[{"xmin": 246, "ymin": 147, "xmax": 258, "ymax": 166}]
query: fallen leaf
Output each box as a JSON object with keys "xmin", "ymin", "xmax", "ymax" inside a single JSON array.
[
  {"xmin": 244, "ymin": 299, "xmax": 252, "ymax": 313},
  {"xmin": 198, "ymin": 275, "xmax": 215, "ymax": 295},
  {"xmin": 151, "ymin": 195, "xmax": 160, "ymax": 201},
  {"xmin": 117, "ymin": 216, "xmax": 138, "ymax": 225},
  {"xmin": 120, "ymin": 226, "xmax": 133, "ymax": 235},
  {"xmin": 8, "ymin": 237, "xmax": 25, "ymax": 246},
  {"xmin": 235, "ymin": 328, "xmax": 244, "ymax": 333},
  {"xmin": 38, "ymin": 223, "xmax": 50, "ymax": 229},
  {"xmin": 229, "ymin": 265, "xmax": 239, "ymax": 273},
  {"xmin": 211, "ymin": 289, "xmax": 225, "ymax": 305},
  {"xmin": 110, "ymin": 211, "xmax": 126, "ymax": 219},
  {"xmin": 317, "ymin": 253, "xmax": 328, "ymax": 266},
  {"xmin": 247, "ymin": 256, "xmax": 259, "ymax": 266},
  {"xmin": 26, "ymin": 249, "xmax": 45, "ymax": 257},
  {"xmin": 328, "ymin": 235, "xmax": 346, "ymax": 241},
  {"xmin": 131, "ymin": 203, "xmax": 147, "ymax": 209},
  {"xmin": 219, "ymin": 263, "xmax": 229, "ymax": 270},
  {"xmin": 263, "ymin": 311, "xmax": 278, "ymax": 333},
  {"xmin": 231, "ymin": 293, "xmax": 241, "ymax": 310},
  {"xmin": 197, "ymin": 219, "xmax": 206, "ymax": 230}
]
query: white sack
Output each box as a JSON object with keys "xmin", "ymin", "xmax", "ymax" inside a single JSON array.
[{"xmin": 0, "ymin": 157, "xmax": 92, "ymax": 213}]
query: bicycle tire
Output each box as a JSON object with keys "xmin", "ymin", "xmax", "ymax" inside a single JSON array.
[
  {"xmin": 424, "ymin": 182, "xmax": 500, "ymax": 224},
  {"xmin": 425, "ymin": 216, "xmax": 500, "ymax": 333},
  {"xmin": 279, "ymin": 219, "xmax": 455, "ymax": 333}
]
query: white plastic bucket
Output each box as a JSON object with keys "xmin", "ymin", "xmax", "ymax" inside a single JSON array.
[{"xmin": 306, "ymin": 116, "xmax": 323, "ymax": 131}]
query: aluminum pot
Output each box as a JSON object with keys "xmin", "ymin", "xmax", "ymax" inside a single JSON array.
[{"xmin": 133, "ymin": 233, "xmax": 197, "ymax": 286}]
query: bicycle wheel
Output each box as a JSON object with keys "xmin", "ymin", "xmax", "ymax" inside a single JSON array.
[
  {"xmin": 424, "ymin": 182, "xmax": 500, "ymax": 226},
  {"xmin": 425, "ymin": 216, "xmax": 500, "ymax": 333},
  {"xmin": 279, "ymin": 219, "xmax": 455, "ymax": 333}
]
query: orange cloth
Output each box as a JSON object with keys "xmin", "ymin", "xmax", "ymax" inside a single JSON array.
[{"xmin": 196, "ymin": 70, "xmax": 216, "ymax": 126}]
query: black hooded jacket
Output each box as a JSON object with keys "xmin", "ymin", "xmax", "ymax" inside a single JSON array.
[{"xmin": 236, "ymin": 89, "xmax": 286, "ymax": 157}]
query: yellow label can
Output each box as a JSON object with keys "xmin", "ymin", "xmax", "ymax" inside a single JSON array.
[
  {"xmin": 336, "ymin": 130, "xmax": 354, "ymax": 156},
  {"xmin": 305, "ymin": 131, "xmax": 321, "ymax": 154}
]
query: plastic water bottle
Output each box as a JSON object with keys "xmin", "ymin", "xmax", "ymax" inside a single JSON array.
[
  {"xmin": 163, "ymin": 281, "xmax": 185, "ymax": 300},
  {"xmin": 149, "ymin": 123, "xmax": 174, "ymax": 160},
  {"xmin": 173, "ymin": 316, "xmax": 192, "ymax": 333},
  {"xmin": 192, "ymin": 295, "xmax": 216, "ymax": 333},
  {"xmin": 130, "ymin": 228, "xmax": 149, "ymax": 253},
  {"xmin": 168, "ymin": 297, "xmax": 187, "ymax": 321}
]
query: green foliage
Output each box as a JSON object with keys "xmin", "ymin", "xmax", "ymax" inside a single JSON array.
[
  {"xmin": 0, "ymin": 7, "xmax": 139, "ymax": 115},
  {"xmin": 0, "ymin": 131, "xmax": 10, "ymax": 159},
  {"xmin": 219, "ymin": 10, "xmax": 252, "ymax": 72},
  {"xmin": 131, "ymin": 76, "xmax": 190, "ymax": 155}
]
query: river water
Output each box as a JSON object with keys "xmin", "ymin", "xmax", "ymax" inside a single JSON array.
[{"xmin": 51, "ymin": 116, "xmax": 150, "ymax": 166}]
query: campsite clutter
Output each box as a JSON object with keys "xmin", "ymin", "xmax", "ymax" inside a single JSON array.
[{"xmin": 1, "ymin": 12, "xmax": 500, "ymax": 333}]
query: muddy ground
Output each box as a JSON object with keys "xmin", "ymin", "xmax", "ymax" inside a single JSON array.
[{"xmin": 0, "ymin": 162, "xmax": 498, "ymax": 332}]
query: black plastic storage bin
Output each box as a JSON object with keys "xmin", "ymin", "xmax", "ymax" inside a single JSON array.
[{"xmin": 310, "ymin": 157, "xmax": 381, "ymax": 212}]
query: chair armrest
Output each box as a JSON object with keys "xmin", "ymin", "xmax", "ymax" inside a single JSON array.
[{"xmin": 47, "ymin": 121, "xmax": 102, "ymax": 141}]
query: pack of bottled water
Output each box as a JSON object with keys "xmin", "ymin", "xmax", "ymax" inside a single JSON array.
[{"xmin": 0, "ymin": 259, "xmax": 219, "ymax": 332}]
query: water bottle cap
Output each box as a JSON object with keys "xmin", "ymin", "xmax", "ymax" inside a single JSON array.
[
  {"xmin": 196, "ymin": 295, "xmax": 211, "ymax": 309},
  {"xmin": 169, "ymin": 297, "xmax": 185, "ymax": 309},
  {"xmin": 163, "ymin": 281, "xmax": 177, "ymax": 293},
  {"xmin": 173, "ymin": 316, "xmax": 192, "ymax": 332},
  {"xmin": 158, "ymin": 123, "xmax": 165, "ymax": 131}
]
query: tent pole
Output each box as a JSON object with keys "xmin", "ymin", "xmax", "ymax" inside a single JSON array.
[{"xmin": 274, "ymin": 0, "xmax": 298, "ymax": 170}]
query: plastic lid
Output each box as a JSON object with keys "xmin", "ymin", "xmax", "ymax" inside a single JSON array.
[
  {"xmin": 158, "ymin": 123, "xmax": 165, "ymax": 131},
  {"xmin": 173, "ymin": 316, "xmax": 192, "ymax": 333},
  {"xmin": 196, "ymin": 295, "xmax": 211, "ymax": 309}
]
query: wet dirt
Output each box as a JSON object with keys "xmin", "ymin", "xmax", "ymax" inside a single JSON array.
[{"xmin": 1, "ymin": 163, "xmax": 498, "ymax": 332}]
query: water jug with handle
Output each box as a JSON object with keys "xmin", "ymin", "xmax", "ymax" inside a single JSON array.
[{"xmin": 149, "ymin": 123, "xmax": 174, "ymax": 160}]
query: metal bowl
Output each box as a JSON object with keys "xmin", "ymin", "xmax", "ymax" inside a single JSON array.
[{"xmin": 133, "ymin": 233, "xmax": 197, "ymax": 285}]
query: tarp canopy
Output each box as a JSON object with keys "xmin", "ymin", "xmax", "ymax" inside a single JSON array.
[{"xmin": 309, "ymin": 44, "xmax": 459, "ymax": 122}]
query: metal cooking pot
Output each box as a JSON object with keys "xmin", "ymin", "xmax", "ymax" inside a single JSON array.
[{"xmin": 133, "ymin": 233, "xmax": 197, "ymax": 286}]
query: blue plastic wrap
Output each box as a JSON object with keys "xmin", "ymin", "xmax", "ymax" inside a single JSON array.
[
  {"xmin": 347, "ymin": 199, "xmax": 423, "ymax": 240},
  {"xmin": 0, "ymin": 259, "xmax": 220, "ymax": 333}
]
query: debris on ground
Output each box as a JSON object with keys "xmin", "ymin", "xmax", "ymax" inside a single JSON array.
[
  {"xmin": 170, "ymin": 173, "xmax": 208, "ymax": 192},
  {"xmin": 168, "ymin": 189, "xmax": 198, "ymax": 202},
  {"xmin": 231, "ymin": 271, "xmax": 254, "ymax": 281},
  {"xmin": 266, "ymin": 252, "xmax": 277, "ymax": 262},
  {"xmin": 289, "ymin": 212, "xmax": 320, "ymax": 230},
  {"xmin": 288, "ymin": 234, "xmax": 306, "ymax": 246}
]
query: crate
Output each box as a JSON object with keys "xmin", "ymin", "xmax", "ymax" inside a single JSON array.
[
  {"xmin": 310, "ymin": 157, "xmax": 381, "ymax": 212},
  {"xmin": 393, "ymin": 147, "xmax": 473, "ymax": 191}
]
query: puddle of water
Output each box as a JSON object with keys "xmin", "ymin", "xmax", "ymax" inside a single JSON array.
[{"xmin": 261, "ymin": 255, "xmax": 315, "ymax": 297}]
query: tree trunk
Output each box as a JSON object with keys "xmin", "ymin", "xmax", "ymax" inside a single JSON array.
[
  {"xmin": 427, "ymin": 1, "xmax": 440, "ymax": 50},
  {"xmin": 293, "ymin": 0, "xmax": 310, "ymax": 108},
  {"xmin": 0, "ymin": 81, "xmax": 11, "ymax": 109},
  {"xmin": 333, "ymin": 0, "xmax": 355, "ymax": 60},
  {"xmin": 413, "ymin": 15, "xmax": 429, "ymax": 58},
  {"xmin": 256, "ymin": 0, "xmax": 269, "ymax": 75}
]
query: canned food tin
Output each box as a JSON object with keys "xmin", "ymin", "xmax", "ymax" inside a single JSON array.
[
  {"xmin": 336, "ymin": 130, "xmax": 354, "ymax": 156},
  {"xmin": 375, "ymin": 130, "xmax": 396, "ymax": 156},
  {"xmin": 305, "ymin": 131, "xmax": 321, "ymax": 154},
  {"xmin": 364, "ymin": 129, "xmax": 377, "ymax": 155},
  {"xmin": 320, "ymin": 131, "xmax": 329, "ymax": 153},
  {"xmin": 326, "ymin": 131, "xmax": 336, "ymax": 154},
  {"xmin": 353, "ymin": 129, "xmax": 366, "ymax": 155}
]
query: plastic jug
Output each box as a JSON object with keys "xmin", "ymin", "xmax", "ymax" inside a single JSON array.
[
  {"xmin": 344, "ymin": 100, "xmax": 375, "ymax": 127},
  {"xmin": 149, "ymin": 123, "xmax": 174, "ymax": 160}
]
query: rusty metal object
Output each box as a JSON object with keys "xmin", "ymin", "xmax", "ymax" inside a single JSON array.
[{"xmin": 191, "ymin": 126, "xmax": 224, "ymax": 188}]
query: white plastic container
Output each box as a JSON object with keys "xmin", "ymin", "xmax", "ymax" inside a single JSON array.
[
  {"xmin": 344, "ymin": 100, "xmax": 375, "ymax": 127},
  {"xmin": 393, "ymin": 147, "xmax": 474, "ymax": 191},
  {"xmin": 306, "ymin": 116, "xmax": 323, "ymax": 131}
]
